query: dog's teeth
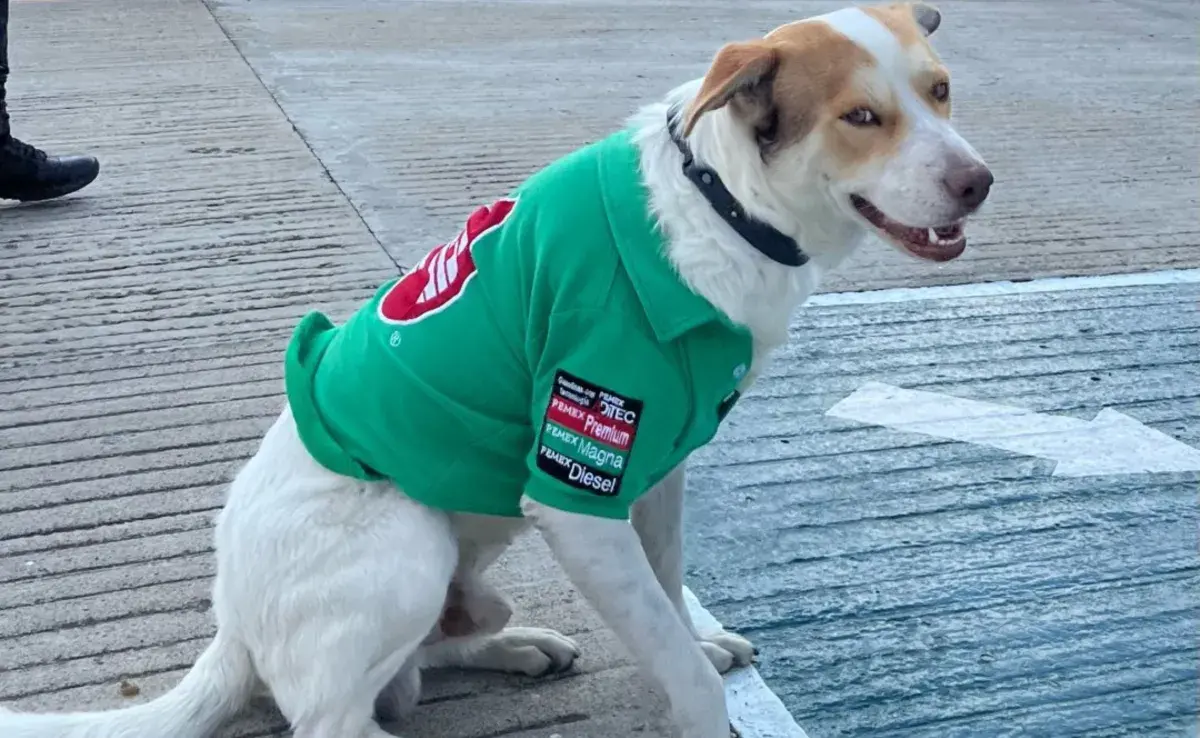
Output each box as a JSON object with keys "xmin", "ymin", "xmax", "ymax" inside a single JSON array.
[{"xmin": 928, "ymin": 227, "xmax": 940, "ymax": 244}]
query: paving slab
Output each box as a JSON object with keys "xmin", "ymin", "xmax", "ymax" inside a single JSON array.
[
  {"xmin": 688, "ymin": 281, "xmax": 1200, "ymax": 737},
  {"xmin": 0, "ymin": 1, "xmax": 689, "ymax": 736},
  {"xmin": 205, "ymin": 0, "xmax": 1200, "ymax": 290}
]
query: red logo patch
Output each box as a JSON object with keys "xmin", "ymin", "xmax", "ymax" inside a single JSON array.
[{"xmin": 378, "ymin": 198, "xmax": 518, "ymax": 325}]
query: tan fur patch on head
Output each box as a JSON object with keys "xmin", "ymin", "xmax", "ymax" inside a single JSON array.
[
  {"xmin": 686, "ymin": 8, "xmax": 958, "ymax": 172},
  {"xmin": 765, "ymin": 20, "xmax": 906, "ymax": 170},
  {"xmin": 863, "ymin": 3, "xmax": 952, "ymax": 119},
  {"xmin": 686, "ymin": 20, "xmax": 883, "ymax": 148},
  {"xmin": 685, "ymin": 41, "xmax": 779, "ymax": 136},
  {"xmin": 863, "ymin": 3, "xmax": 933, "ymax": 48},
  {"xmin": 763, "ymin": 21, "xmax": 878, "ymax": 144}
]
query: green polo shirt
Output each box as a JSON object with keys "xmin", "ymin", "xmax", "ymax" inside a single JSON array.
[{"xmin": 285, "ymin": 130, "xmax": 753, "ymax": 520}]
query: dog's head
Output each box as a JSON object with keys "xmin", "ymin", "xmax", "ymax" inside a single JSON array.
[{"xmin": 685, "ymin": 3, "xmax": 991, "ymax": 262}]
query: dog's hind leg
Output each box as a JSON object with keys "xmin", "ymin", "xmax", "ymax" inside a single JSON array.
[
  {"xmin": 374, "ymin": 654, "xmax": 421, "ymax": 724},
  {"xmin": 418, "ymin": 572, "xmax": 580, "ymax": 676},
  {"xmin": 265, "ymin": 495, "xmax": 455, "ymax": 738},
  {"xmin": 263, "ymin": 498, "xmax": 455, "ymax": 738},
  {"xmin": 217, "ymin": 410, "xmax": 458, "ymax": 738},
  {"xmin": 422, "ymin": 625, "xmax": 581, "ymax": 676},
  {"xmin": 416, "ymin": 514, "xmax": 579, "ymax": 677}
]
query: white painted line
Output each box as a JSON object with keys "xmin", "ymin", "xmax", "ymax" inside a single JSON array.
[
  {"xmin": 826, "ymin": 381, "xmax": 1200, "ymax": 477},
  {"xmin": 806, "ymin": 268, "xmax": 1200, "ymax": 307},
  {"xmin": 683, "ymin": 587, "xmax": 811, "ymax": 738}
]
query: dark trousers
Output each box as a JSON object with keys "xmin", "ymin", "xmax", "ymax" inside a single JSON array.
[
  {"xmin": 1, "ymin": 0, "xmax": 9, "ymax": 134},
  {"xmin": 0, "ymin": 0, "xmax": 7, "ymax": 76},
  {"xmin": 1, "ymin": 0, "xmax": 9, "ymax": 135}
]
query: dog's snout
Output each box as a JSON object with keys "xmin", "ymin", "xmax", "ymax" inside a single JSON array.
[{"xmin": 942, "ymin": 162, "xmax": 993, "ymax": 212}]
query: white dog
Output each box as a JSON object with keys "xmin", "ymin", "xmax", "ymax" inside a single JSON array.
[{"xmin": 0, "ymin": 4, "xmax": 991, "ymax": 737}]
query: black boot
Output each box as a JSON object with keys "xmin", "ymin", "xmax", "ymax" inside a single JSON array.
[
  {"xmin": 0, "ymin": 0, "xmax": 99, "ymax": 202},
  {"xmin": 0, "ymin": 134, "xmax": 101, "ymax": 202}
]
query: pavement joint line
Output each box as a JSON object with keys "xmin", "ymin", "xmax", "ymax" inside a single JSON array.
[
  {"xmin": 196, "ymin": 0, "xmax": 401, "ymax": 274},
  {"xmin": 807, "ymin": 268, "xmax": 1200, "ymax": 307},
  {"xmin": 684, "ymin": 587, "xmax": 811, "ymax": 738}
]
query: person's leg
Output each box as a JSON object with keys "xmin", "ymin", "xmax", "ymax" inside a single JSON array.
[
  {"xmin": 1, "ymin": 0, "xmax": 10, "ymax": 134},
  {"xmin": 0, "ymin": 0, "xmax": 101, "ymax": 203},
  {"xmin": 1, "ymin": 0, "xmax": 7, "ymax": 99}
]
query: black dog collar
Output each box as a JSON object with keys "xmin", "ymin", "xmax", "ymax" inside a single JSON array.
[{"xmin": 666, "ymin": 107, "xmax": 808, "ymax": 267}]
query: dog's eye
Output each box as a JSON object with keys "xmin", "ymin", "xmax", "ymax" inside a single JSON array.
[
  {"xmin": 755, "ymin": 111, "xmax": 780, "ymax": 145},
  {"xmin": 840, "ymin": 107, "xmax": 880, "ymax": 127},
  {"xmin": 931, "ymin": 81, "xmax": 950, "ymax": 102}
]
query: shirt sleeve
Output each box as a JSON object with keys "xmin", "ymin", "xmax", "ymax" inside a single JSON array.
[{"xmin": 523, "ymin": 310, "xmax": 685, "ymax": 520}]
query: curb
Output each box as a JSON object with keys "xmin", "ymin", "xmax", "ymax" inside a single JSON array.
[{"xmin": 683, "ymin": 588, "xmax": 811, "ymax": 738}]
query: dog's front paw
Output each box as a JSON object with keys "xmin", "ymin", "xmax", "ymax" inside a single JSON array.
[
  {"xmin": 699, "ymin": 630, "xmax": 756, "ymax": 674},
  {"xmin": 491, "ymin": 626, "xmax": 580, "ymax": 677}
]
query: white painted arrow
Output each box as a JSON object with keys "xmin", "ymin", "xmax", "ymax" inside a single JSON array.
[{"xmin": 826, "ymin": 381, "xmax": 1200, "ymax": 477}]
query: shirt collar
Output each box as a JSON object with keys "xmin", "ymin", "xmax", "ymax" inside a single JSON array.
[{"xmin": 597, "ymin": 130, "xmax": 734, "ymax": 343}]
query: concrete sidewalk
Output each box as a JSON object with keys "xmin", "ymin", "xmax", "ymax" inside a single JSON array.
[
  {"xmin": 0, "ymin": 0, "xmax": 783, "ymax": 736},
  {"xmin": 0, "ymin": 0, "xmax": 392, "ymax": 734},
  {"xmin": 2, "ymin": 0, "xmax": 1197, "ymax": 736},
  {"xmin": 207, "ymin": 0, "xmax": 1198, "ymax": 288}
]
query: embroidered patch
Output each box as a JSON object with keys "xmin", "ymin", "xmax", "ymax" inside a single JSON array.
[
  {"xmin": 536, "ymin": 370, "xmax": 643, "ymax": 496},
  {"xmin": 378, "ymin": 198, "xmax": 518, "ymax": 325}
]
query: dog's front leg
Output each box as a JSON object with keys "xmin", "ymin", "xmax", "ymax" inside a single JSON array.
[
  {"xmin": 632, "ymin": 466, "xmax": 756, "ymax": 674},
  {"xmin": 523, "ymin": 496, "xmax": 730, "ymax": 738}
]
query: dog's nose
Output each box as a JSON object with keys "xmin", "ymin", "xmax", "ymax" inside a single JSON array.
[{"xmin": 943, "ymin": 162, "xmax": 994, "ymax": 211}]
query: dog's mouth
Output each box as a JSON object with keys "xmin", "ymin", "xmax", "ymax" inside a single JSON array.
[{"xmin": 850, "ymin": 195, "xmax": 966, "ymax": 262}]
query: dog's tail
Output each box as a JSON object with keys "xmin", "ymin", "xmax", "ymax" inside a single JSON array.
[{"xmin": 0, "ymin": 631, "xmax": 256, "ymax": 738}]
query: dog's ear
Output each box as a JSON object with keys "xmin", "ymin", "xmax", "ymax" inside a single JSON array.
[
  {"xmin": 684, "ymin": 41, "xmax": 780, "ymax": 137},
  {"xmin": 911, "ymin": 3, "xmax": 941, "ymax": 36}
]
